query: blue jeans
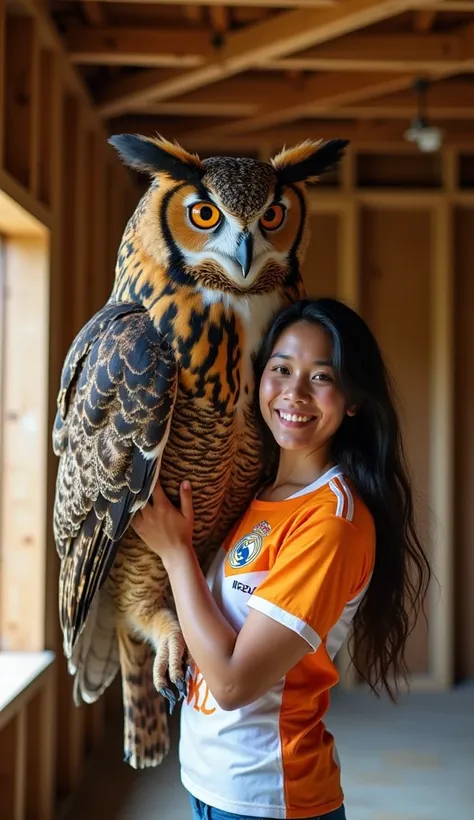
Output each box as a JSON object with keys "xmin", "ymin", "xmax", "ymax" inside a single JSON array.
[{"xmin": 189, "ymin": 795, "xmax": 347, "ymax": 820}]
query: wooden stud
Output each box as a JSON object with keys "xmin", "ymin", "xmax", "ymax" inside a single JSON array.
[
  {"xmin": 429, "ymin": 200, "xmax": 454, "ymax": 688},
  {"xmin": 337, "ymin": 199, "xmax": 360, "ymax": 689},
  {"xmin": 38, "ymin": 50, "xmax": 55, "ymax": 209},
  {"xmin": 25, "ymin": 672, "xmax": 56, "ymax": 820},
  {"xmin": 0, "ymin": 0, "xmax": 5, "ymax": 169},
  {"xmin": 0, "ymin": 710, "xmax": 26, "ymax": 820},
  {"xmin": 44, "ymin": 49, "xmax": 64, "ymax": 655},
  {"xmin": 184, "ymin": 4, "xmax": 204, "ymax": 22},
  {"xmin": 95, "ymin": 134, "xmax": 112, "ymax": 311},
  {"xmin": 60, "ymin": 96, "xmax": 89, "ymax": 342},
  {"xmin": 443, "ymin": 147, "xmax": 458, "ymax": 193},
  {"xmin": 82, "ymin": 0, "xmax": 107, "ymax": 27},
  {"xmin": 413, "ymin": 10, "xmax": 437, "ymax": 32},
  {"xmin": 84, "ymin": 698, "xmax": 105, "ymax": 755},
  {"xmin": 4, "ymin": 16, "xmax": 40, "ymax": 191},
  {"xmin": 56, "ymin": 664, "xmax": 85, "ymax": 797},
  {"xmin": 0, "ymin": 236, "xmax": 50, "ymax": 653},
  {"xmin": 210, "ymin": 7, "xmax": 230, "ymax": 35}
]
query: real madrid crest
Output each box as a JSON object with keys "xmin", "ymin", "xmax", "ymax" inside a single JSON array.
[{"xmin": 228, "ymin": 521, "xmax": 271, "ymax": 569}]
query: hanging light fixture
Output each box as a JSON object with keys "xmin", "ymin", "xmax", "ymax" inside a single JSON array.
[{"xmin": 404, "ymin": 78, "xmax": 444, "ymax": 153}]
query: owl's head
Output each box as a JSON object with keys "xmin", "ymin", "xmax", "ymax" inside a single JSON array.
[{"xmin": 110, "ymin": 134, "xmax": 348, "ymax": 294}]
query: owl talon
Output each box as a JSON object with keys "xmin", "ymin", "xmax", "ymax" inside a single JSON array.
[
  {"xmin": 176, "ymin": 677, "xmax": 187, "ymax": 698},
  {"xmin": 159, "ymin": 686, "xmax": 178, "ymax": 714}
]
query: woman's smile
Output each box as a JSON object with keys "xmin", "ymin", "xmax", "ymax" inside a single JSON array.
[{"xmin": 275, "ymin": 409, "xmax": 317, "ymax": 428}]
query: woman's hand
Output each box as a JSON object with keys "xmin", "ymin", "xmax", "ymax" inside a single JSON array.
[{"xmin": 131, "ymin": 480, "xmax": 194, "ymax": 567}]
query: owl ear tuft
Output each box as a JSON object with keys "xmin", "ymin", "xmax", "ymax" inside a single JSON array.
[
  {"xmin": 108, "ymin": 133, "xmax": 205, "ymax": 183},
  {"xmin": 271, "ymin": 139, "xmax": 349, "ymax": 185}
]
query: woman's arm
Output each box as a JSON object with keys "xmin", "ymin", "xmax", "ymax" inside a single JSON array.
[{"xmin": 132, "ymin": 481, "xmax": 310, "ymax": 711}]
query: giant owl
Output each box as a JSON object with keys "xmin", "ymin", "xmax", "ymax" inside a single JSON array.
[{"xmin": 52, "ymin": 134, "xmax": 348, "ymax": 769}]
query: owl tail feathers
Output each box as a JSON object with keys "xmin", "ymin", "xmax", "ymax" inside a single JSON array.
[
  {"xmin": 118, "ymin": 627, "xmax": 170, "ymax": 769},
  {"xmin": 68, "ymin": 589, "xmax": 120, "ymax": 707}
]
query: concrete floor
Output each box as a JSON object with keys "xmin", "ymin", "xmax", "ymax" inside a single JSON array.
[{"xmin": 62, "ymin": 683, "xmax": 474, "ymax": 820}]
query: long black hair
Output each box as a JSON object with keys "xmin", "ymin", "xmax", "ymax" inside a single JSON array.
[{"xmin": 254, "ymin": 298, "xmax": 431, "ymax": 701}]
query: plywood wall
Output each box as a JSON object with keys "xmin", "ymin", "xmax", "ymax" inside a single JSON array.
[{"xmin": 360, "ymin": 207, "xmax": 432, "ymax": 675}]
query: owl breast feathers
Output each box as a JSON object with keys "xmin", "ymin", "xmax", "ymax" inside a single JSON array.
[{"xmin": 52, "ymin": 133, "xmax": 348, "ymax": 768}]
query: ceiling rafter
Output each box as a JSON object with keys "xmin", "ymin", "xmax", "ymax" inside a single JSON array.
[
  {"xmin": 81, "ymin": 1, "xmax": 106, "ymax": 27},
  {"xmin": 136, "ymin": 80, "xmax": 474, "ymax": 120},
  {"xmin": 414, "ymin": 1, "xmax": 474, "ymax": 9},
  {"xmin": 76, "ymin": 0, "xmax": 337, "ymax": 7},
  {"xmin": 106, "ymin": 116, "xmax": 474, "ymax": 151},
  {"xmin": 67, "ymin": 29, "xmax": 464, "ymax": 73},
  {"xmin": 95, "ymin": 0, "xmax": 443, "ymax": 118},
  {"xmin": 188, "ymin": 21, "xmax": 474, "ymax": 139},
  {"xmin": 414, "ymin": 10, "xmax": 437, "ymax": 30},
  {"xmin": 66, "ymin": 26, "xmax": 213, "ymax": 67},
  {"xmin": 181, "ymin": 73, "xmax": 423, "ymax": 137}
]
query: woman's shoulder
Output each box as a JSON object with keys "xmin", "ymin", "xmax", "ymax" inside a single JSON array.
[{"xmin": 294, "ymin": 472, "xmax": 375, "ymax": 542}]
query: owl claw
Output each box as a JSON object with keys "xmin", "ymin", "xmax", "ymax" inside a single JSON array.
[
  {"xmin": 151, "ymin": 609, "xmax": 187, "ymax": 707},
  {"xmin": 176, "ymin": 677, "xmax": 187, "ymax": 698},
  {"xmin": 159, "ymin": 686, "xmax": 178, "ymax": 714}
]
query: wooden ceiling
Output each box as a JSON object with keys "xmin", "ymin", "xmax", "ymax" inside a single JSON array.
[{"xmin": 47, "ymin": 0, "xmax": 474, "ymax": 153}]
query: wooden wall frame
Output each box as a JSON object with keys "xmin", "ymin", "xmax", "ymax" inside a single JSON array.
[{"xmin": 305, "ymin": 148, "xmax": 460, "ymax": 693}]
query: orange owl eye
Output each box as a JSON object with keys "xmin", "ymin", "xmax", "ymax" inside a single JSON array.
[
  {"xmin": 260, "ymin": 204, "xmax": 286, "ymax": 231},
  {"xmin": 189, "ymin": 202, "xmax": 221, "ymax": 230}
]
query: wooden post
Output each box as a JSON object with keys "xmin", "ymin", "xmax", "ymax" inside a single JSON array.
[
  {"xmin": 0, "ymin": 0, "xmax": 6, "ymax": 169},
  {"xmin": 429, "ymin": 200, "xmax": 454, "ymax": 688},
  {"xmin": 0, "ymin": 237, "xmax": 49, "ymax": 652},
  {"xmin": 4, "ymin": 15, "xmax": 40, "ymax": 193}
]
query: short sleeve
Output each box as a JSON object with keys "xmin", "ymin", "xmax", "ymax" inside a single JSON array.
[{"xmin": 247, "ymin": 515, "xmax": 373, "ymax": 652}]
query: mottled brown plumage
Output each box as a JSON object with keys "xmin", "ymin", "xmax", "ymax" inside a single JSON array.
[{"xmin": 53, "ymin": 134, "xmax": 348, "ymax": 769}]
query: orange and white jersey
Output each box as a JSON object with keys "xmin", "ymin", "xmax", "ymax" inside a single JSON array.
[{"xmin": 179, "ymin": 465, "xmax": 375, "ymax": 819}]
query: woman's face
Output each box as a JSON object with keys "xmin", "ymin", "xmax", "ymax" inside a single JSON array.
[{"xmin": 259, "ymin": 320, "xmax": 354, "ymax": 454}]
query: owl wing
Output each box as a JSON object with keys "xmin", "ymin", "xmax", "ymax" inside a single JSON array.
[{"xmin": 53, "ymin": 301, "xmax": 178, "ymax": 655}]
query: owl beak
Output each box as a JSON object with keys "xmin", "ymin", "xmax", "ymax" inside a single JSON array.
[{"xmin": 234, "ymin": 231, "xmax": 253, "ymax": 278}]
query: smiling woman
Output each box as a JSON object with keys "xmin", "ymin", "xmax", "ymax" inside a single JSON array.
[{"xmin": 132, "ymin": 297, "xmax": 431, "ymax": 820}]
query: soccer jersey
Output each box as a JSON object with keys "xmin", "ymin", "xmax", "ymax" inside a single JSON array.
[{"xmin": 179, "ymin": 465, "xmax": 375, "ymax": 819}]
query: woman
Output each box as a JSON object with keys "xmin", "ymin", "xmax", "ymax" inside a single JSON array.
[{"xmin": 132, "ymin": 298, "xmax": 430, "ymax": 820}]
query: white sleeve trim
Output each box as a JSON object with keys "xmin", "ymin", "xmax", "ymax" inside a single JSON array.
[{"xmin": 248, "ymin": 595, "xmax": 322, "ymax": 653}]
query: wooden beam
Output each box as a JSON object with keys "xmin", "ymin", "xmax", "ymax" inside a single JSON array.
[
  {"xmin": 190, "ymin": 23, "xmax": 474, "ymax": 139},
  {"xmin": 141, "ymin": 100, "xmax": 258, "ymax": 117},
  {"xmin": 81, "ymin": 1, "xmax": 107, "ymax": 27},
  {"xmin": 107, "ymin": 116, "xmax": 474, "ymax": 151},
  {"xmin": 134, "ymin": 75, "xmax": 311, "ymax": 116},
  {"xmin": 77, "ymin": 0, "xmax": 337, "ymax": 7},
  {"xmin": 210, "ymin": 7, "xmax": 230, "ymax": 35},
  {"xmin": 66, "ymin": 26, "xmax": 213, "ymax": 67},
  {"xmin": 415, "ymin": 1, "xmax": 474, "ymax": 9},
  {"xmin": 265, "ymin": 31, "xmax": 463, "ymax": 73},
  {"xmin": 97, "ymin": 0, "xmax": 441, "ymax": 117},
  {"xmin": 137, "ymin": 78, "xmax": 474, "ymax": 121},
  {"xmin": 414, "ymin": 10, "xmax": 437, "ymax": 32},
  {"xmin": 68, "ymin": 28, "xmax": 466, "ymax": 73},
  {"xmin": 192, "ymin": 72, "xmax": 420, "ymax": 136}
]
